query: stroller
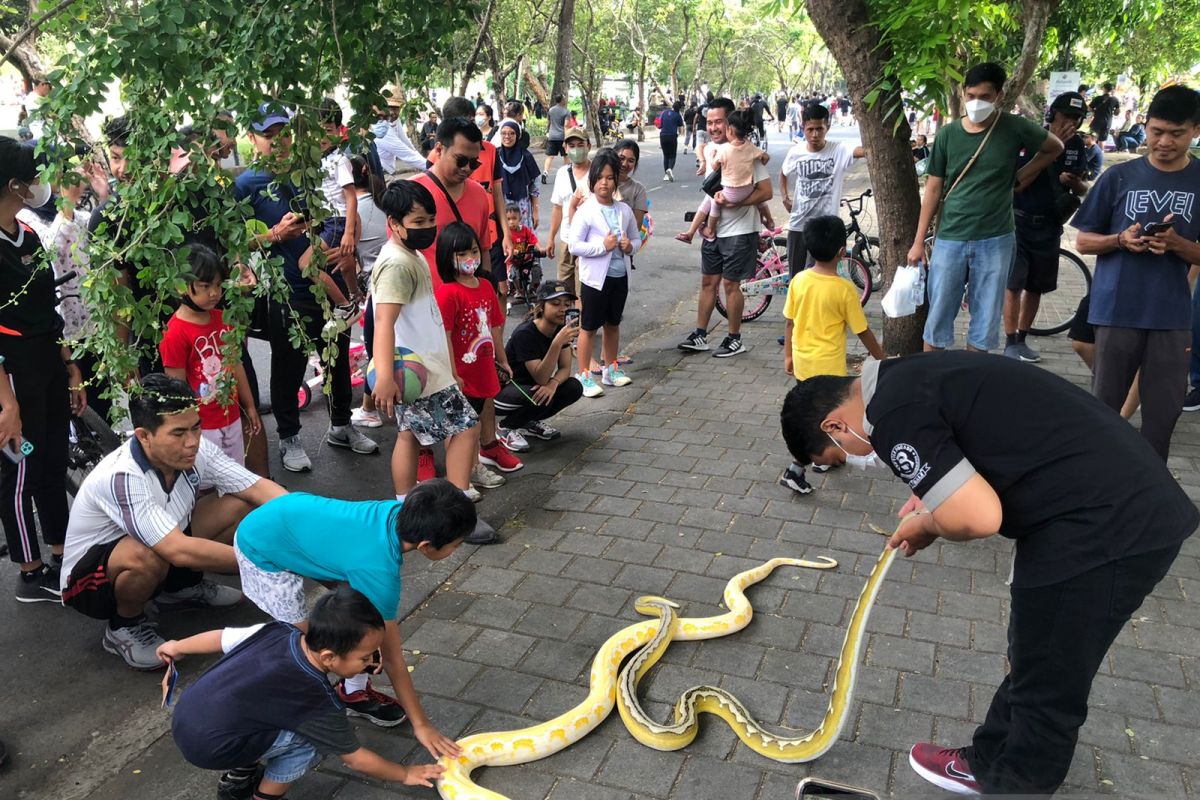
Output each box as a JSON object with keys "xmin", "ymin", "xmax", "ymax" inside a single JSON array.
[{"xmin": 506, "ymin": 242, "xmax": 545, "ymax": 313}]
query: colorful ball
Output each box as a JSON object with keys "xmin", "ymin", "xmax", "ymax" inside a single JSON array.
[{"xmin": 365, "ymin": 347, "xmax": 428, "ymax": 402}]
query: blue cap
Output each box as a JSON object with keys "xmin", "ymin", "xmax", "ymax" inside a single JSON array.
[{"xmin": 251, "ymin": 101, "xmax": 291, "ymax": 132}]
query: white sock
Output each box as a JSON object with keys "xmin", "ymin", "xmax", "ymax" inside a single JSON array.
[
  {"xmin": 396, "ymin": 494, "xmax": 405, "ymax": 502},
  {"xmin": 343, "ymin": 673, "xmax": 369, "ymax": 694}
]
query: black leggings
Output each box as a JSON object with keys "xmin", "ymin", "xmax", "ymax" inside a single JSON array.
[
  {"xmin": 1, "ymin": 357, "xmax": 69, "ymax": 565},
  {"xmin": 493, "ymin": 377, "xmax": 583, "ymax": 429},
  {"xmin": 268, "ymin": 297, "xmax": 352, "ymax": 440},
  {"xmin": 661, "ymin": 135, "xmax": 678, "ymax": 172}
]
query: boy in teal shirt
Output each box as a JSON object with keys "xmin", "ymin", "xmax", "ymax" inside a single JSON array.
[{"xmin": 233, "ymin": 478, "xmax": 473, "ymax": 759}]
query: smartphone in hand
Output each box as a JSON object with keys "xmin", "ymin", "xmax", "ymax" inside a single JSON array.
[
  {"xmin": 1143, "ymin": 220, "xmax": 1173, "ymax": 235},
  {"xmin": 2, "ymin": 438, "xmax": 33, "ymax": 464},
  {"xmin": 565, "ymin": 308, "xmax": 581, "ymax": 327}
]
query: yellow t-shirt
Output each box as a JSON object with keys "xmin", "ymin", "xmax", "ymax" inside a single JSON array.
[{"xmin": 781, "ymin": 269, "xmax": 868, "ymax": 380}]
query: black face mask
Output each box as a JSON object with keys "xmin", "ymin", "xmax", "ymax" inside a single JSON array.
[{"xmin": 404, "ymin": 225, "xmax": 437, "ymax": 251}]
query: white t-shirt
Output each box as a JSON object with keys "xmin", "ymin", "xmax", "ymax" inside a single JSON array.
[
  {"xmin": 370, "ymin": 241, "xmax": 455, "ymax": 397},
  {"xmin": 781, "ymin": 141, "xmax": 857, "ymax": 232},
  {"xmin": 61, "ymin": 438, "xmax": 258, "ymax": 585},
  {"xmin": 356, "ymin": 193, "xmax": 389, "ymax": 271},
  {"xmin": 714, "ymin": 161, "xmax": 770, "ymax": 238},
  {"xmin": 320, "ymin": 150, "xmax": 354, "ymax": 217},
  {"xmin": 551, "ymin": 164, "xmax": 592, "ymax": 242}
]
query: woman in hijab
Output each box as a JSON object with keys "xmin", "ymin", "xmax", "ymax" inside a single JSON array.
[{"xmin": 497, "ymin": 120, "xmax": 541, "ymax": 229}]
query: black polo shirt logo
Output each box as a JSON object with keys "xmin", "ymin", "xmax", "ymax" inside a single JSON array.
[{"xmin": 891, "ymin": 443, "xmax": 930, "ymax": 486}]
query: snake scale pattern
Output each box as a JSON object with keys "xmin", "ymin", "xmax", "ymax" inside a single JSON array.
[{"xmin": 436, "ymin": 548, "xmax": 896, "ymax": 799}]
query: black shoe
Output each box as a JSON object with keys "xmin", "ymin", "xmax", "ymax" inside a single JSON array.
[
  {"xmin": 779, "ymin": 466, "xmax": 813, "ymax": 495},
  {"xmin": 336, "ymin": 680, "xmax": 408, "ymax": 727},
  {"xmin": 217, "ymin": 764, "xmax": 263, "ymax": 800},
  {"xmin": 712, "ymin": 336, "xmax": 746, "ymax": 358},
  {"xmin": 1184, "ymin": 386, "xmax": 1200, "ymax": 412},
  {"xmin": 15, "ymin": 564, "xmax": 61, "ymax": 604},
  {"xmin": 810, "ymin": 463, "xmax": 832, "ymax": 473},
  {"xmin": 465, "ymin": 518, "xmax": 499, "ymax": 545},
  {"xmin": 678, "ymin": 331, "xmax": 710, "ymax": 351},
  {"xmin": 540, "ymin": 173, "xmax": 548, "ymax": 185}
]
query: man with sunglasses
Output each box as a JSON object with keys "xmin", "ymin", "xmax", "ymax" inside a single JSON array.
[{"xmin": 409, "ymin": 117, "xmax": 496, "ymax": 484}]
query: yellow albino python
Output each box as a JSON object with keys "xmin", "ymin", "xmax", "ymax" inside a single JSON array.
[
  {"xmin": 436, "ymin": 554, "xmax": 871, "ymax": 799},
  {"xmin": 617, "ymin": 545, "xmax": 897, "ymax": 760}
]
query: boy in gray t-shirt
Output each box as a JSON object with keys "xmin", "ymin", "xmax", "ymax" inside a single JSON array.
[{"xmin": 543, "ymin": 96, "xmax": 571, "ymax": 180}]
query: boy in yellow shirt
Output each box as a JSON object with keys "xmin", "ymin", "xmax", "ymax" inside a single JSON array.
[{"xmin": 780, "ymin": 215, "xmax": 884, "ymax": 494}]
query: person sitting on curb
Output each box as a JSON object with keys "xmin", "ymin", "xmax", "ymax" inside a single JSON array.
[
  {"xmin": 493, "ymin": 281, "xmax": 584, "ymax": 443},
  {"xmin": 160, "ymin": 586, "xmax": 444, "ymax": 800},
  {"xmin": 59, "ymin": 374, "xmax": 286, "ymax": 670}
]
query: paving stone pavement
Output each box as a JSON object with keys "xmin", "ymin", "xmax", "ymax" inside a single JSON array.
[{"xmin": 292, "ymin": 284, "xmax": 1200, "ymax": 800}]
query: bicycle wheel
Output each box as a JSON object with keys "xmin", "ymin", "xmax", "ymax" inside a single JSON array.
[
  {"xmin": 715, "ymin": 259, "xmax": 778, "ymax": 322},
  {"xmin": 1028, "ymin": 249, "xmax": 1092, "ymax": 336},
  {"xmin": 850, "ymin": 235, "xmax": 882, "ymax": 290},
  {"xmin": 837, "ymin": 257, "xmax": 872, "ymax": 306},
  {"xmin": 66, "ymin": 407, "xmax": 123, "ymax": 498}
]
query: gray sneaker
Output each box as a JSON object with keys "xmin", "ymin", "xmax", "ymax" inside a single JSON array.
[
  {"xmin": 103, "ymin": 622, "xmax": 166, "ymax": 670},
  {"xmin": 157, "ymin": 578, "xmax": 243, "ymax": 609},
  {"xmin": 279, "ymin": 435, "xmax": 312, "ymax": 472},
  {"xmin": 327, "ymin": 425, "xmax": 380, "ymax": 455},
  {"xmin": 1005, "ymin": 341, "xmax": 1041, "ymax": 362}
]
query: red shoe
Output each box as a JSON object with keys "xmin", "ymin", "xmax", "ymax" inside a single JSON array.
[
  {"xmin": 908, "ymin": 743, "xmax": 981, "ymax": 795},
  {"xmin": 417, "ymin": 448, "xmax": 436, "ymax": 482},
  {"xmin": 479, "ymin": 440, "xmax": 523, "ymax": 473}
]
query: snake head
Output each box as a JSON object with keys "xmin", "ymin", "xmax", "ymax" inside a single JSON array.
[{"xmin": 633, "ymin": 595, "xmax": 680, "ymax": 616}]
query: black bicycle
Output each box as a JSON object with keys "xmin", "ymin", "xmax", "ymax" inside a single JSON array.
[
  {"xmin": 66, "ymin": 407, "xmax": 122, "ymax": 498},
  {"xmin": 841, "ymin": 189, "xmax": 883, "ymax": 291}
]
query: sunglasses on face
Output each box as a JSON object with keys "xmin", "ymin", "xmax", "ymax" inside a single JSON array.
[{"xmin": 452, "ymin": 153, "xmax": 482, "ymax": 171}]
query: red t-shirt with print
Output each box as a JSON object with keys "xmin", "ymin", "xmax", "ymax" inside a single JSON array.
[
  {"xmin": 411, "ymin": 173, "xmax": 494, "ymax": 290},
  {"xmin": 435, "ymin": 280, "xmax": 503, "ymax": 399},
  {"xmin": 159, "ymin": 309, "xmax": 241, "ymax": 429}
]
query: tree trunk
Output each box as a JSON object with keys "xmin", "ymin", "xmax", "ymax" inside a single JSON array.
[
  {"xmin": 668, "ymin": 6, "xmax": 690, "ymax": 102},
  {"xmin": 637, "ymin": 53, "xmax": 647, "ymax": 142},
  {"xmin": 1001, "ymin": 0, "xmax": 1062, "ymax": 111},
  {"xmin": 523, "ymin": 61, "xmax": 550, "ymax": 109},
  {"xmin": 458, "ymin": 0, "xmax": 497, "ymax": 97},
  {"xmin": 0, "ymin": 32, "xmax": 48, "ymax": 84},
  {"xmin": 806, "ymin": 0, "xmax": 925, "ymax": 355},
  {"xmin": 551, "ymin": 0, "xmax": 576, "ymax": 101}
]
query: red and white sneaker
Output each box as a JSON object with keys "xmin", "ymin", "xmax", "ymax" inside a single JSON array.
[
  {"xmin": 479, "ymin": 440, "xmax": 523, "ymax": 472},
  {"xmin": 417, "ymin": 448, "xmax": 436, "ymax": 482},
  {"xmin": 908, "ymin": 743, "xmax": 981, "ymax": 795}
]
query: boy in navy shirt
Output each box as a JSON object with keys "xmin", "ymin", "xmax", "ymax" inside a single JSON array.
[
  {"xmin": 160, "ymin": 586, "xmax": 443, "ymax": 800},
  {"xmin": 1073, "ymin": 84, "xmax": 1200, "ymax": 460}
]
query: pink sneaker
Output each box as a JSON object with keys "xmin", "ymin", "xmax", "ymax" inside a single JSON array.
[{"xmin": 908, "ymin": 743, "xmax": 981, "ymax": 795}]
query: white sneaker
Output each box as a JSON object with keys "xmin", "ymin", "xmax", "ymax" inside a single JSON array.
[
  {"xmin": 497, "ymin": 426, "xmax": 531, "ymax": 452},
  {"xmin": 601, "ymin": 364, "xmax": 632, "ymax": 387},
  {"xmin": 580, "ymin": 372, "xmax": 604, "ymax": 398},
  {"xmin": 464, "ymin": 485, "xmax": 482, "ymax": 503},
  {"xmin": 472, "ymin": 463, "xmax": 506, "ymax": 489},
  {"xmin": 103, "ymin": 622, "xmax": 166, "ymax": 670},
  {"xmin": 157, "ymin": 578, "xmax": 243, "ymax": 609},
  {"xmin": 351, "ymin": 407, "xmax": 383, "ymax": 428}
]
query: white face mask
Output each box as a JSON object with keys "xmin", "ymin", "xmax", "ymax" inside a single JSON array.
[
  {"xmin": 828, "ymin": 428, "xmax": 882, "ymax": 471},
  {"xmin": 964, "ymin": 99, "xmax": 995, "ymax": 124},
  {"xmin": 19, "ymin": 180, "xmax": 52, "ymax": 209}
]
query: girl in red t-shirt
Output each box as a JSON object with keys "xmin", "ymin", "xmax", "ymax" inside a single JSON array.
[
  {"xmin": 433, "ymin": 223, "xmax": 522, "ymax": 485},
  {"xmin": 159, "ymin": 243, "xmax": 262, "ymax": 469}
]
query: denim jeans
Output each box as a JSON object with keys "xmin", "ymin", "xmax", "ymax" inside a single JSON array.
[
  {"xmin": 923, "ymin": 232, "xmax": 1016, "ymax": 351},
  {"xmin": 262, "ymin": 729, "xmax": 321, "ymax": 784}
]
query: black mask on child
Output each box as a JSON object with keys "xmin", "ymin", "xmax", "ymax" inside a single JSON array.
[{"xmin": 404, "ymin": 225, "xmax": 437, "ymax": 251}]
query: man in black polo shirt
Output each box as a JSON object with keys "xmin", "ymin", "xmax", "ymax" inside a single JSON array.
[
  {"xmin": 781, "ymin": 352, "xmax": 1197, "ymax": 796},
  {"xmin": 1002, "ymin": 91, "xmax": 1090, "ymax": 363}
]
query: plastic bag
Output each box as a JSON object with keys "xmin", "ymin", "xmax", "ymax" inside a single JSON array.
[{"xmin": 881, "ymin": 264, "xmax": 925, "ymax": 318}]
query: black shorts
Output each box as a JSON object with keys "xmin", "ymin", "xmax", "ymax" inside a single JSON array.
[
  {"xmin": 1067, "ymin": 294, "xmax": 1094, "ymax": 344},
  {"xmin": 466, "ymin": 395, "xmax": 487, "ymax": 414},
  {"xmin": 481, "ymin": 243, "xmax": 505, "ymax": 292},
  {"xmin": 61, "ymin": 539, "xmax": 123, "ymax": 620},
  {"xmin": 580, "ymin": 274, "xmax": 629, "ymax": 331},
  {"xmin": 1009, "ymin": 220, "xmax": 1062, "ymax": 294},
  {"xmin": 701, "ymin": 233, "xmax": 758, "ymax": 281},
  {"xmin": 545, "ymin": 138, "xmax": 566, "ymax": 156}
]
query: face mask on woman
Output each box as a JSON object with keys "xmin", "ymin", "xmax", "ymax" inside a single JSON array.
[{"xmin": 474, "ymin": 115, "xmax": 487, "ymax": 128}]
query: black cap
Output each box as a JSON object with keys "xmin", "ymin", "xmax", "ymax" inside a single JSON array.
[
  {"xmin": 1050, "ymin": 91, "xmax": 1087, "ymax": 117},
  {"xmin": 536, "ymin": 280, "xmax": 577, "ymax": 302}
]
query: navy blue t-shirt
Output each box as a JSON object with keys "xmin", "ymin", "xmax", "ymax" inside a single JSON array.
[
  {"xmin": 1071, "ymin": 156, "xmax": 1200, "ymax": 330},
  {"xmin": 233, "ymin": 170, "xmax": 311, "ymax": 297},
  {"xmin": 659, "ymin": 109, "xmax": 683, "ymax": 137},
  {"xmin": 172, "ymin": 622, "xmax": 359, "ymax": 769}
]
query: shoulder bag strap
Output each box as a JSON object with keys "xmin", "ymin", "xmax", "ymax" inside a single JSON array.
[
  {"xmin": 422, "ymin": 169, "xmax": 463, "ymax": 223},
  {"xmin": 933, "ymin": 116, "xmax": 1000, "ymax": 234}
]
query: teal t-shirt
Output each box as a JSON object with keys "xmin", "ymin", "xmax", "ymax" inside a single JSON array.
[
  {"xmin": 236, "ymin": 493, "xmax": 405, "ymax": 620},
  {"xmin": 928, "ymin": 113, "xmax": 1049, "ymax": 241}
]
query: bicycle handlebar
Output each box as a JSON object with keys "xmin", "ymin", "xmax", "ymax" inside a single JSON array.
[{"xmin": 840, "ymin": 188, "xmax": 873, "ymax": 216}]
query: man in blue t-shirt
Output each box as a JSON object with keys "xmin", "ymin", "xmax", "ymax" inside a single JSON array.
[
  {"xmin": 160, "ymin": 587, "xmax": 444, "ymax": 799},
  {"xmin": 232, "ymin": 479, "xmax": 474, "ymax": 749},
  {"xmin": 233, "ymin": 101, "xmax": 377, "ymax": 476},
  {"xmin": 1072, "ymin": 85, "xmax": 1200, "ymax": 460}
]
